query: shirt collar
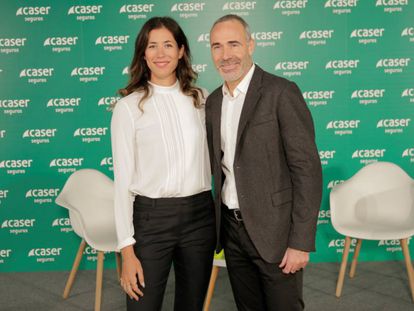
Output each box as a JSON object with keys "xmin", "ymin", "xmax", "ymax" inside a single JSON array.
[{"xmin": 222, "ymin": 64, "xmax": 255, "ymax": 99}]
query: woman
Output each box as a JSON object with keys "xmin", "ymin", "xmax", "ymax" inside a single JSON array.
[{"xmin": 111, "ymin": 17, "xmax": 215, "ymax": 311}]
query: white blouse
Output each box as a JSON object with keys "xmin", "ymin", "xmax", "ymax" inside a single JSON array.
[{"xmin": 111, "ymin": 81, "xmax": 212, "ymax": 250}]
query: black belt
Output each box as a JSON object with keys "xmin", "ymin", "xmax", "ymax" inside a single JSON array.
[{"xmin": 223, "ymin": 204, "xmax": 243, "ymax": 222}]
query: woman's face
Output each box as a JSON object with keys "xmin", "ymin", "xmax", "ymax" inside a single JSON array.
[{"xmin": 144, "ymin": 27, "xmax": 184, "ymax": 86}]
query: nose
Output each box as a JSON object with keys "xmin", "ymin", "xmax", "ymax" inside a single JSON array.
[
  {"xmin": 155, "ymin": 46, "xmax": 165, "ymax": 57},
  {"xmin": 222, "ymin": 45, "xmax": 231, "ymax": 60}
]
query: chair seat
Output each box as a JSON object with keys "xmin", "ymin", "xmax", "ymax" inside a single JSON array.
[{"xmin": 336, "ymin": 221, "xmax": 414, "ymax": 240}]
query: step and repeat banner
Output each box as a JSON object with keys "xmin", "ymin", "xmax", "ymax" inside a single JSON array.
[{"xmin": 1, "ymin": 0, "xmax": 413, "ymax": 272}]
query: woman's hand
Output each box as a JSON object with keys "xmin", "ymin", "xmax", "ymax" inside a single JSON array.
[{"xmin": 120, "ymin": 245, "xmax": 145, "ymax": 301}]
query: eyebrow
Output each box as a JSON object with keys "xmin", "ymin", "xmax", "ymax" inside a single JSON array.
[
  {"xmin": 148, "ymin": 40, "xmax": 174, "ymax": 44},
  {"xmin": 211, "ymin": 40, "xmax": 241, "ymax": 47}
]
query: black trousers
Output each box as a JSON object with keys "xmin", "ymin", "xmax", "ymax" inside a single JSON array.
[
  {"xmin": 127, "ymin": 191, "xmax": 216, "ymax": 311},
  {"xmin": 222, "ymin": 208, "xmax": 304, "ymax": 311}
]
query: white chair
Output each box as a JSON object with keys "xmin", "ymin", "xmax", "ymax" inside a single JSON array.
[
  {"xmin": 330, "ymin": 161, "xmax": 414, "ymax": 301},
  {"xmin": 55, "ymin": 169, "xmax": 121, "ymax": 311}
]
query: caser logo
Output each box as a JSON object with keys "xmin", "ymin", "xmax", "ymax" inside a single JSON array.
[
  {"xmin": 74, "ymin": 127, "xmax": 108, "ymax": 143},
  {"xmin": 325, "ymin": 59, "xmax": 359, "ymax": 75},
  {"xmin": 95, "ymin": 35, "xmax": 129, "ymax": 45},
  {"xmin": 0, "ymin": 99, "xmax": 30, "ymax": 116},
  {"xmin": 44, "ymin": 37, "xmax": 78, "ymax": 46},
  {"xmin": 402, "ymin": 148, "xmax": 414, "ymax": 161},
  {"xmin": 273, "ymin": 0, "xmax": 308, "ymax": 16},
  {"xmin": 0, "ymin": 38, "xmax": 27, "ymax": 54},
  {"xmin": 401, "ymin": 27, "xmax": 414, "ymax": 42},
  {"xmin": 329, "ymin": 238, "xmax": 357, "ymax": 253},
  {"xmin": 0, "ymin": 38, "xmax": 27, "ymax": 47},
  {"xmin": 377, "ymin": 118, "xmax": 410, "ymax": 128},
  {"xmin": 16, "ymin": 7, "xmax": 50, "ymax": 22},
  {"xmin": 52, "ymin": 218, "xmax": 72, "ymax": 233},
  {"xmin": 100, "ymin": 157, "xmax": 113, "ymax": 166},
  {"xmin": 274, "ymin": 61, "xmax": 309, "ymax": 78},
  {"xmin": 47, "ymin": 98, "xmax": 81, "ymax": 107},
  {"xmin": 326, "ymin": 120, "xmax": 360, "ymax": 136},
  {"xmin": 22, "ymin": 128, "xmax": 56, "ymax": 144},
  {"xmin": 350, "ymin": 28, "xmax": 384, "ymax": 45},
  {"xmin": 352, "ymin": 149, "xmax": 386, "ymax": 159},
  {"xmin": 68, "ymin": 5, "xmax": 103, "ymax": 21},
  {"xmin": 299, "ymin": 30, "xmax": 334, "ymax": 46},
  {"xmin": 0, "ymin": 160, "xmax": 33, "ymax": 175},
  {"xmin": 324, "ymin": 0, "xmax": 358, "ymax": 15},
  {"xmin": 0, "ymin": 130, "xmax": 5, "ymax": 139},
  {"xmin": 171, "ymin": 3, "xmax": 206, "ymax": 12},
  {"xmin": 351, "ymin": 89, "xmax": 385, "ymax": 105},
  {"xmin": 222, "ymin": 2, "xmax": 257, "ymax": 12},
  {"xmin": 96, "ymin": 35, "xmax": 129, "ymax": 52},
  {"xmin": 20, "ymin": 68, "xmax": 54, "ymax": 85},
  {"xmin": 122, "ymin": 67, "xmax": 129, "ymax": 75},
  {"xmin": 300, "ymin": 30, "xmax": 334, "ymax": 39},
  {"xmin": 2, "ymin": 219, "xmax": 35, "ymax": 228},
  {"xmin": 402, "ymin": 89, "xmax": 414, "ymax": 103},
  {"xmin": 317, "ymin": 209, "xmax": 331, "ymax": 225},
  {"xmin": 319, "ymin": 150, "xmax": 336, "ymax": 165},
  {"xmin": 26, "ymin": 188, "xmax": 59, "ymax": 204},
  {"xmin": 376, "ymin": 58, "xmax": 410, "ymax": 74},
  {"xmin": 16, "ymin": 6, "xmax": 51, "ymax": 16},
  {"xmin": 74, "ymin": 127, "xmax": 108, "ymax": 136},
  {"xmin": 28, "ymin": 248, "xmax": 62, "ymax": 263},
  {"xmin": 71, "ymin": 67, "xmax": 105, "ymax": 83},
  {"xmin": 376, "ymin": 0, "xmax": 408, "ymax": 13},
  {"xmin": 2, "ymin": 219, "xmax": 35, "ymax": 235},
  {"xmin": 192, "ymin": 64, "xmax": 207, "ymax": 73},
  {"xmin": 197, "ymin": 33, "xmax": 210, "ymax": 42},
  {"xmin": 49, "ymin": 158, "xmax": 84, "ymax": 167},
  {"xmin": 377, "ymin": 118, "xmax": 410, "ymax": 134},
  {"xmin": 20, "ymin": 68, "xmax": 54, "ymax": 78},
  {"xmin": 327, "ymin": 180, "xmax": 344, "ymax": 189},
  {"xmin": 98, "ymin": 97, "xmax": 120, "ymax": 106},
  {"xmin": 252, "ymin": 31, "xmax": 283, "ymax": 47},
  {"xmin": 50, "ymin": 158, "xmax": 83, "ymax": 174},
  {"xmin": 0, "ymin": 189, "xmax": 9, "ymax": 199},
  {"xmin": 26, "ymin": 188, "xmax": 59, "ymax": 198},
  {"xmin": 52, "ymin": 218, "xmax": 71, "ymax": 227},
  {"xmin": 304, "ymin": 91, "xmax": 334, "ymax": 107},
  {"xmin": 119, "ymin": 4, "xmax": 155, "ymax": 20},
  {"xmin": 71, "ymin": 67, "xmax": 105, "ymax": 76},
  {"xmin": 44, "ymin": 37, "xmax": 78, "ymax": 53},
  {"xmin": 0, "ymin": 159, "xmax": 33, "ymax": 168},
  {"xmin": 22, "ymin": 128, "xmax": 57, "ymax": 138},
  {"xmin": 0, "ymin": 249, "xmax": 12, "ymax": 261},
  {"xmin": 351, "ymin": 89, "xmax": 385, "ymax": 98}
]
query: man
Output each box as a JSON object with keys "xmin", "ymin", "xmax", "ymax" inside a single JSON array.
[{"xmin": 205, "ymin": 15, "xmax": 322, "ymax": 310}]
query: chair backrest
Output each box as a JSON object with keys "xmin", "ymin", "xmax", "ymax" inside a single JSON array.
[
  {"xmin": 330, "ymin": 162, "xmax": 414, "ymax": 238},
  {"xmin": 55, "ymin": 169, "xmax": 118, "ymax": 252}
]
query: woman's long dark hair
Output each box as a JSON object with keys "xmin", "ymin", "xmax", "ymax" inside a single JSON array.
[{"xmin": 118, "ymin": 17, "xmax": 203, "ymax": 111}]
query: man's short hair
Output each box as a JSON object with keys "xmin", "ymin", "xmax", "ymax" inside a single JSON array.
[{"xmin": 210, "ymin": 14, "xmax": 251, "ymax": 41}]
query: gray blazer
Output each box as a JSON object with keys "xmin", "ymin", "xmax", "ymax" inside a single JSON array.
[{"xmin": 206, "ymin": 66, "xmax": 323, "ymax": 263}]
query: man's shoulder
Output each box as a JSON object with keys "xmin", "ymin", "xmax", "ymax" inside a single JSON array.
[
  {"xmin": 257, "ymin": 66, "xmax": 292, "ymax": 89},
  {"xmin": 206, "ymin": 85, "xmax": 223, "ymax": 103}
]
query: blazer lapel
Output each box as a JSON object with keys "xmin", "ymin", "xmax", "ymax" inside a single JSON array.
[
  {"xmin": 235, "ymin": 66, "xmax": 263, "ymax": 157},
  {"xmin": 211, "ymin": 90, "xmax": 223, "ymax": 165}
]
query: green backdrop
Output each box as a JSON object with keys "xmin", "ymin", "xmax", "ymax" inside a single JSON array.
[{"xmin": 1, "ymin": 0, "xmax": 413, "ymax": 272}]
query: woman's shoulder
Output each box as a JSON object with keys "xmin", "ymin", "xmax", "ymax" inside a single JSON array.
[{"xmin": 113, "ymin": 91, "xmax": 143, "ymax": 115}]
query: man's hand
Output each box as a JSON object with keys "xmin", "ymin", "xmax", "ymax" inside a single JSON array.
[{"xmin": 278, "ymin": 247, "xmax": 309, "ymax": 274}]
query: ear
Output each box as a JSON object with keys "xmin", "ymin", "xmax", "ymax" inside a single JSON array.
[
  {"xmin": 178, "ymin": 45, "xmax": 185, "ymax": 59},
  {"xmin": 248, "ymin": 38, "xmax": 255, "ymax": 56}
]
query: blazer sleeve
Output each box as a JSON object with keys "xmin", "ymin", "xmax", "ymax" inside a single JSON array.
[{"xmin": 277, "ymin": 81, "xmax": 322, "ymax": 252}]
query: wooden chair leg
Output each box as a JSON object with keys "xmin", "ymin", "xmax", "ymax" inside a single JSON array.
[
  {"xmin": 349, "ymin": 239, "xmax": 362, "ymax": 278},
  {"xmin": 400, "ymin": 238, "xmax": 414, "ymax": 302},
  {"xmin": 336, "ymin": 236, "xmax": 352, "ymax": 298},
  {"xmin": 203, "ymin": 265, "xmax": 220, "ymax": 311},
  {"xmin": 95, "ymin": 251, "xmax": 105, "ymax": 311},
  {"xmin": 115, "ymin": 252, "xmax": 122, "ymax": 281},
  {"xmin": 63, "ymin": 239, "xmax": 87, "ymax": 299}
]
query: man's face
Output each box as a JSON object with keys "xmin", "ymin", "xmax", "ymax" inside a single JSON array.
[{"xmin": 210, "ymin": 20, "xmax": 254, "ymax": 85}]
